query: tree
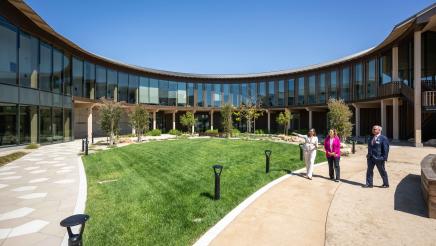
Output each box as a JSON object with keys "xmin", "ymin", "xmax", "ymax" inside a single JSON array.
[
  {"xmin": 276, "ymin": 111, "xmax": 292, "ymax": 135},
  {"xmin": 129, "ymin": 104, "xmax": 150, "ymax": 142},
  {"xmin": 221, "ymin": 104, "xmax": 234, "ymax": 138},
  {"xmin": 233, "ymin": 97, "xmax": 263, "ymax": 133},
  {"xmin": 327, "ymin": 98, "xmax": 353, "ymax": 140},
  {"xmin": 100, "ymin": 98, "xmax": 123, "ymax": 146},
  {"xmin": 180, "ymin": 111, "xmax": 196, "ymax": 135}
]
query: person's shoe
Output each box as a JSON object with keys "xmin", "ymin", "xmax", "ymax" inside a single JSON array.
[
  {"xmin": 308, "ymin": 176, "xmax": 312, "ymax": 180},
  {"xmin": 334, "ymin": 179, "xmax": 340, "ymax": 182},
  {"xmin": 362, "ymin": 184, "xmax": 373, "ymax": 188},
  {"xmin": 381, "ymin": 184, "xmax": 389, "ymax": 188}
]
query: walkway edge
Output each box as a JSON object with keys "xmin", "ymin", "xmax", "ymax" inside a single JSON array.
[
  {"xmin": 193, "ymin": 161, "xmax": 328, "ymax": 246},
  {"xmin": 61, "ymin": 155, "xmax": 88, "ymax": 246}
]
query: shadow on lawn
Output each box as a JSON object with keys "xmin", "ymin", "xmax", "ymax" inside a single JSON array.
[{"xmin": 200, "ymin": 192, "xmax": 214, "ymax": 200}]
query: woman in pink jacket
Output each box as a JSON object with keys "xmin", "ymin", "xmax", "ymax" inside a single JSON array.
[{"xmin": 324, "ymin": 129, "xmax": 341, "ymax": 182}]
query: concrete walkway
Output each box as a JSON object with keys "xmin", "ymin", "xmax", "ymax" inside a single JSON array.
[
  {"xmin": 0, "ymin": 141, "xmax": 84, "ymax": 246},
  {"xmin": 209, "ymin": 144, "xmax": 436, "ymax": 245}
]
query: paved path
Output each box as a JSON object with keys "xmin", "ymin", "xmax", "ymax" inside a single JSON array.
[
  {"xmin": 0, "ymin": 141, "xmax": 83, "ymax": 246},
  {"xmin": 209, "ymin": 144, "xmax": 436, "ymax": 246}
]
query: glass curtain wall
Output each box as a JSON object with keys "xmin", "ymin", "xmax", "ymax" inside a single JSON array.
[
  {"xmin": 72, "ymin": 58, "xmax": 83, "ymax": 97},
  {"xmin": 278, "ymin": 80, "xmax": 284, "ymax": 106},
  {"xmin": 249, "ymin": 82, "xmax": 257, "ymax": 104},
  {"xmin": 197, "ymin": 83, "xmax": 203, "ymax": 107},
  {"xmin": 187, "ymin": 83, "xmax": 194, "ymax": 106},
  {"xmin": 118, "ymin": 72, "xmax": 128, "ymax": 102},
  {"xmin": 177, "ymin": 82, "xmax": 187, "ymax": 106},
  {"xmin": 205, "ymin": 83, "xmax": 212, "ymax": 107},
  {"xmin": 84, "ymin": 62, "xmax": 95, "ymax": 99},
  {"xmin": 367, "ymin": 59, "xmax": 377, "ymax": 97},
  {"xmin": 213, "ymin": 84, "xmax": 221, "ymax": 107},
  {"xmin": 241, "ymin": 83, "xmax": 247, "ymax": 105},
  {"xmin": 422, "ymin": 31, "xmax": 436, "ymax": 82},
  {"xmin": 149, "ymin": 78, "xmax": 159, "ymax": 104},
  {"xmin": 19, "ymin": 105, "xmax": 38, "ymax": 144},
  {"xmin": 107, "ymin": 69, "xmax": 117, "ymax": 100},
  {"xmin": 52, "ymin": 48, "xmax": 62, "ymax": 94},
  {"xmin": 223, "ymin": 84, "xmax": 230, "ymax": 104},
  {"xmin": 63, "ymin": 54, "xmax": 71, "ymax": 95},
  {"xmin": 308, "ymin": 75, "xmax": 315, "ymax": 104},
  {"xmin": 329, "ymin": 71, "xmax": 337, "ymax": 99},
  {"xmin": 0, "ymin": 104, "xmax": 17, "ymax": 146},
  {"xmin": 268, "ymin": 81, "xmax": 275, "ymax": 107},
  {"xmin": 39, "ymin": 107, "xmax": 52, "ymax": 143},
  {"xmin": 139, "ymin": 77, "xmax": 149, "ymax": 104},
  {"xmin": 168, "ymin": 81, "xmax": 177, "ymax": 106},
  {"xmin": 128, "ymin": 75, "xmax": 139, "ymax": 104},
  {"xmin": 19, "ymin": 32, "xmax": 38, "ymax": 88},
  {"xmin": 231, "ymin": 83, "xmax": 240, "ymax": 107},
  {"xmin": 298, "ymin": 77, "xmax": 305, "ymax": 105},
  {"xmin": 398, "ymin": 39, "xmax": 413, "ymax": 87},
  {"xmin": 64, "ymin": 108, "xmax": 72, "ymax": 141},
  {"xmin": 53, "ymin": 107, "xmax": 63, "ymax": 142}
]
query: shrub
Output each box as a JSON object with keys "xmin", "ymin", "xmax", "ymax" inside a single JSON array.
[
  {"xmin": 147, "ymin": 129, "xmax": 162, "ymax": 136},
  {"xmin": 205, "ymin": 129, "xmax": 219, "ymax": 137},
  {"xmin": 327, "ymin": 98, "xmax": 353, "ymax": 140},
  {"xmin": 231, "ymin": 128, "xmax": 241, "ymax": 137},
  {"xmin": 25, "ymin": 143, "xmax": 39, "ymax": 149},
  {"xmin": 168, "ymin": 129, "xmax": 182, "ymax": 136},
  {"xmin": 254, "ymin": 129, "xmax": 264, "ymax": 135}
]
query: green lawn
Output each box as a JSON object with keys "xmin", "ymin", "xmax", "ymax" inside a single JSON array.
[{"xmin": 83, "ymin": 138, "xmax": 325, "ymax": 246}]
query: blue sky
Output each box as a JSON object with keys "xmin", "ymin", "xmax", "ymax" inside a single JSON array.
[{"xmin": 26, "ymin": 0, "xmax": 434, "ymax": 74}]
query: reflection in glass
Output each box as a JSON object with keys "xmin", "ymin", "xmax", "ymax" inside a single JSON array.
[
  {"xmin": 149, "ymin": 78, "xmax": 159, "ymax": 104},
  {"xmin": 197, "ymin": 83, "xmax": 203, "ymax": 107},
  {"xmin": 72, "ymin": 58, "xmax": 83, "ymax": 97},
  {"xmin": 187, "ymin": 83, "xmax": 194, "ymax": 106},
  {"xmin": 107, "ymin": 69, "xmax": 117, "ymax": 100},
  {"xmin": 53, "ymin": 108, "xmax": 63, "ymax": 142},
  {"xmin": 19, "ymin": 105, "xmax": 38, "ymax": 144},
  {"xmin": 329, "ymin": 71, "xmax": 337, "ymax": 99},
  {"xmin": 319, "ymin": 74, "xmax": 326, "ymax": 104},
  {"xmin": 177, "ymin": 82, "xmax": 186, "ymax": 106},
  {"xmin": 379, "ymin": 51, "xmax": 392, "ymax": 84},
  {"xmin": 53, "ymin": 48, "xmax": 63, "ymax": 94},
  {"xmin": 39, "ymin": 107, "xmax": 52, "ymax": 143},
  {"xmin": 258, "ymin": 82, "xmax": 267, "ymax": 107},
  {"xmin": 308, "ymin": 76, "xmax": 315, "ymax": 104},
  {"xmin": 367, "ymin": 59, "xmax": 377, "ymax": 98},
  {"xmin": 205, "ymin": 84, "xmax": 212, "ymax": 107},
  {"xmin": 168, "ymin": 81, "xmax": 177, "ymax": 106},
  {"xmin": 342, "ymin": 67, "xmax": 350, "ymax": 101},
  {"xmin": 0, "ymin": 20, "xmax": 18, "ymax": 85},
  {"xmin": 64, "ymin": 108, "xmax": 72, "ymax": 141},
  {"xmin": 84, "ymin": 62, "xmax": 95, "ymax": 99},
  {"xmin": 128, "ymin": 75, "xmax": 139, "ymax": 104},
  {"xmin": 39, "ymin": 42, "xmax": 52, "ymax": 91},
  {"xmin": 288, "ymin": 79, "xmax": 295, "ymax": 105},
  {"xmin": 278, "ymin": 80, "xmax": 284, "ymax": 106},
  {"xmin": 214, "ymin": 84, "xmax": 221, "ymax": 107},
  {"xmin": 63, "ymin": 54, "xmax": 71, "ymax": 95},
  {"xmin": 139, "ymin": 77, "xmax": 149, "ymax": 104},
  {"xmin": 118, "ymin": 72, "xmax": 128, "ymax": 102},
  {"xmin": 19, "ymin": 32, "xmax": 38, "ymax": 88},
  {"xmin": 268, "ymin": 81, "xmax": 275, "ymax": 106},
  {"xmin": 0, "ymin": 104, "xmax": 17, "ymax": 146},
  {"xmin": 354, "ymin": 64, "xmax": 363, "ymax": 100},
  {"xmin": 298, "ymin": 77, "xmax": 305, "ymax": 105},
  {"xmin": 96, "ymin": 66, "xmax": 107, "ymax": 99}
]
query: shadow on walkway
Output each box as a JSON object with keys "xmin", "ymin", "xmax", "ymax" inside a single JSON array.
[
  {"xmin": 394, "ymin": 174, "xmax": 428, "ymax": 217},
  {"xmin": 291, "ymin": 172, "xmax": 365, "ymax": 187}
]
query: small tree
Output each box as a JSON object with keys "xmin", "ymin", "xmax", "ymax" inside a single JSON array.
[
  {"xmin": 180, "ymin": 111, "xmax": 196, "ymax": 135},
  {"xmin": 221, "ymin": 104, "xmax": 234, "ymax": 138},
  {"xmin": 233, "ymin": 97, "xmax": 263, "ymax": 133},
  {"xmin": 276, "ymin": 111, "xmax": 292, "ymax": 135},
  {"xmin": 100, "ymin": 98, "xmax": 123, "ymax": 146},
  {"xmin": 129, "ymin": 105, "xmax": 150, "ymax": 142},
  {"xmin": 327, "ymin": 98, "xmax": 353, "ymax": 140}
]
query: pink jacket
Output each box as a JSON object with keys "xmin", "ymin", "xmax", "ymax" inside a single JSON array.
[{"xmin": 324, "ymin": 136, "xmax": 341, "ymax": 158}]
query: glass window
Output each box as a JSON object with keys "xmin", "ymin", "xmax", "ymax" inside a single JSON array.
[
  {"xmin": 118, "ymin": 72, "xmax": 128, "ymax": 102},
  {"xmin": 128, "ymin": 74, "xmax": 139, "ymax": 104},
  {"xmin": 287, "ymin": 79, "xmax": 295, "ymax": 105},
  {"xmin": 205, "ymin": 83, "xmax": 212, "ymax": 107},
  {"xmin": 149, "ymin": 78, "xmax": 159, "ymax": 104},
  {"xmin": 258, "ymin": 82, "xmax": 267, "ymax": 107},
  {"xmin": 19, "ymin": 32, "xmax": 38, "ymax": 88},
  {"xmin": 72, "ymin": 58, "xmax": 83, "ymax": 97},
  {"xmin": 52, "ymin": 48, "xmax": 62, "ymax": 94},
  {"xmin": 379, "ymin": 51, "xmax": 392, "ymax": 84},
  {"xmin": 158, "ymin": 80, "xmax": 168, "ymax": 105},
  {"xmin": 422, "ymin": 32, "xmax": 436, "ymax": 82},
  {"xmin": 268, "ymin": 81, "xmax": 275, "ymax": 107},
  {"xmin": 19, "ymin": 105, "xmax": 38, "ymax": 144},
  {"xmin": 197, "ymin": 83, "xmax": 203, "ymax": 107},
  {"xmin": 168, "ymin": 81, "xmax": 177, "ymax": 106},
  {"xmin": 353, "ymin": 63, "xmax": 363, "ymax": 100},
  {"xmin": 278, "ymin": 80, "xmax": 284, "ymax": 106},
  {"xmin": 84, "ymin": 62, "xmax": 95, "ymax": 99},
  {"xmin": 223, "ymin": 84, "xmax": 230, "ymax": 105},
  {"xmin": 367, "ymin": 59, "xmax": 377, "ymax": 98},
  {"xmin": 107, "ymin": 69, "xmax": 117, "ymax": 100},
  {"xmin": 319, "ymin": 74, "xmax": 326, "ymax": 104},
  {"xmin": 177, "ymin": 82, "xmax": 186, "ymax": 106},
  {"xmin": 329, "ymin": 71, "xmax": 337, "ymax": 99},
  {"xmin": 249, "ymin": 82, "xmax": 257, "ymax": 104},
  {"xmin": 214, "ymin": 84, "xmax": 221, "ymax": 107},
  {"xmin": 398, "ymin": 39, "xmax": 413, "ymax": 87},
  {"xmin": 308, "ymin": 76, "xmax": 315, "ymax": 104},
  {"xmin": 241, "ymin": 83, "xmax": 247, "ymax": 105},
  {"xmin": 231, "ymin": 83, "xmax": 240, "ymax": 107},
  {"xmin": 0, "ymin": 104, "xmax": 17, "ymax": 146},
  {"xmin": 39, "ymin": 42, "xmax": 52, "ymax": 91},
  {"xmin": 187, "ymin": 83, "xmax": 194, "ymax": 107},
  {"xmin": 96, "ymin": 66, "xmax": 107, "ymax": 99},
  {"xmin": 0, "ymin": 20, "xmax": 17, "ymax": 85},
  {"xmin": 298, "ymin": 77, "xmax": 305, "ymax": 105},
  {"xmin": 63, "ymin": 54, "xmax": 71, "ymax": 95},
  {"xmin": 139, "ymin": 77, "xmax": 149, "ymax": 104},
  {"xmin": 342, "ymin": 67, "xmax": 350, "ymax": 101},
  {"xmin": 64, "ymin": 108, "xmax": 72, "ymax": 141},
  {"xmin": 53, "ymin": 108, "xmax": 63, "ymax": 142},
  {"xmin": 39, "ymin": 107, "xmax": 52, "ymax": 143}
]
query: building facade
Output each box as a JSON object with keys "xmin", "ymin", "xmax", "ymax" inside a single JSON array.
[{"xmin": 0, "ymin": 0, "xmax": 436, "ymax": 147}]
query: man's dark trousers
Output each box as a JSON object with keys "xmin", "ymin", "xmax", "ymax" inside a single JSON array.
[{"xmin": 366, "ymin": 158, "xmax": 389, "ymax": 186}]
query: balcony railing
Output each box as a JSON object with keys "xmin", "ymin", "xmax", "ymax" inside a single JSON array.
[
  {"xmin": 378, "ymin": 81, "xmax": 401, "ymax": 98},
  {"xmin": 422, "ymin": 80, "xmax": 436, "ymax": 91},
  {"xmin": 423, "ymin": 91, "xmax": 436, "ymax": 108}
]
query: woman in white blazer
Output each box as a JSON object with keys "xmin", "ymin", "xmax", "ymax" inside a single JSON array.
[{"xmin": 293, "ymin": 128, "xmax": 318, "ymax": 180}]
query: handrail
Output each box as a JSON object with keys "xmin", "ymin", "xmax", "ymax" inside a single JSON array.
[{"xmin": 423, "ymin": 91, "xmax": 436, "ymax": 107}]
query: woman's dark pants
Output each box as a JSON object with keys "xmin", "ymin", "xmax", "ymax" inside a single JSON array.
[{"xmin": 327, "ymin": 157, "xmax": 340, "ymax": 180}]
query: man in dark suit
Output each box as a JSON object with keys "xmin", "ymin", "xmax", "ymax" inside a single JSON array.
[{"xmin": 363, "ymin": 125, "xmax": 390, "ymax": 188}]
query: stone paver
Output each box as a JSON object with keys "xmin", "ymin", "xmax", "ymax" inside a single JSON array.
[
  {"xmin": 0, "ymin": 141, "xmax": 83, "ymax": 246},
  {"xmin": 209, "ymin": 144, "xmax": 436, "ymax": 246}
]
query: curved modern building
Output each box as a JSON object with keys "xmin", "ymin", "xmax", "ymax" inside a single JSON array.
[{"xmin": 0, "ymin": 0, "xmax": 436, "ymax": 147}]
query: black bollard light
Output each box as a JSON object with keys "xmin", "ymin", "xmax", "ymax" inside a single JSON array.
[
  {"xmin": 92, "ymin": 133, "xmax": 94, "ymax": 144},
  {"xmin": 212, "ymin": 165, "xmax": 223, "ymax": 200},
  {"xmin": 81, "ymin": 138, "xmax": 85, "ymax": 152},
  {"xmin": 85, "ymin": 137, "xmax": 89, "ymax": 155},
  {"xmin": 264, "ymin": 150, "xmax": 272, "ymax": 173},
  {"xmin": 299, "ymin": 143, "xmax": 303, "ymax": 161},
  {"xmin": 60, "ymin": 214, "xmax": 90, "ymax": 246},
  {"xmin": 352, "ymin": 140, "xmax": 356, "ymax": 154}
]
